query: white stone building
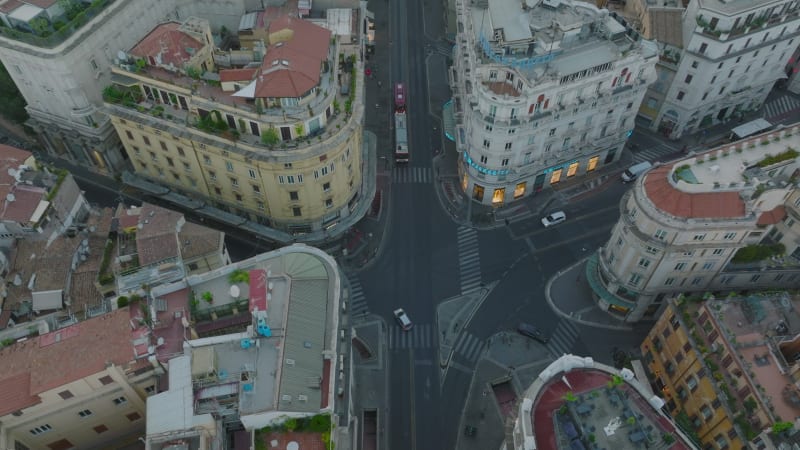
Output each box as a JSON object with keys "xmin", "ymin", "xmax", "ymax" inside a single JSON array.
[
  {"xmin": 449, "ymin": 0, "xmax": 658, "ymax": 205},
  {"xmin": 639, "ymin": 0, "xmax": 800, "ymax": 138},
  {"xmin": 588, "ymin": 124, "xmax": 800, "ymax": 323}
]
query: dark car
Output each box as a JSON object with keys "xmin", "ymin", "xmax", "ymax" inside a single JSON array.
[{"xmin": 517, "ymin": 322, "xmax": 549, "ymax": 344}]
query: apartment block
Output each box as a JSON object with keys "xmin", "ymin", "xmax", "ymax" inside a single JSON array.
[
  {"xmin": 508, "ymin": 354, "xmax": 697, "ymax": 450},
  {"xmin": 144, "ymin": 244, "xmax": 343, "ymax": 449},
  {"xmin": 588, "ymin": 124, "xmax": 800, "ymax": 322},
  {"xmin": 637, "ymin": 0, "xmax": 800, "ymax": 138},
  {"xmin": 449, "ymin": 0, "xmax": 657, "ymax": 205},
  {"xmin": 641, "ymin": 295, "xmax": 800, "ymax": 448},
  {"xmin": 0, "ymin": 0, "xmax": 264, "ymax": 176},
  {"xmin": 105, "ymin": 14, "xmax": 366, "ymax": 235},
  {"xmin": 0, "ymin": 306, "xmax": 159, "ymax": 450}
]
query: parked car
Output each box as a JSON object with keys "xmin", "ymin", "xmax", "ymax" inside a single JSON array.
[
  {"xmin": 517, "ymin": 322, "xmax": 549, "ymax": 343},
  {"xmin": 541, "ymin": 211, "xmax": 566, "ymax": 228},
  {"xmin": 393, "ymin": 308, "xmax": 413, "ymax": 331},
  {"xmin": 621, "ymin": 161, "xmax": 653, "ymax": 183}
]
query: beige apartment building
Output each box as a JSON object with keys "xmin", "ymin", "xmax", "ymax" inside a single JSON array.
[
  {"xmin": 104, "ymin": 15, "xmax": 366, "ymax": 235},
  {"xmin": 0, "ymin": 307, "xmax": 159, "ymax": 450},
  {"xmin": 588, "ymin": 123, "xmax": 800, "ymax": 322}
]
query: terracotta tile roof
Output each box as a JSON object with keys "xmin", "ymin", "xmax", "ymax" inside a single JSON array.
[
  {"xmin": 178, "ymin": 222, "xmax": 222, "ymax": 260},
  {"xmin": 0, "ymin": 146, "xmax": 36, "ymax": 219},
  {"xmin": 68, "ymin": 271, "xmax": 102, "ymax": 313},
  {"xmin": 757, "ymin": 205, "xmax": 787, "ymax": 226},
  {"xmin": 0, "ymin": 373, "xmax": 40, "ymax": 416},
  {"xmin": 254, "ymin": 17, "xmax": 330, "ymax": 98},
  {"xmin": 0, "ymin": 308, "xmax": 136, "ymax": 415},
  {"xmin": 0, "ymin": 184, "xmax": 45, "ymax": 223},
  {"xmin": 0, "ymin": 0, "xmax": 24, "ymax": 14},
  {"xmin": 6, "ymin": 237, "xmax": 80, "ymax": 308},
  {"xmin": 130, "ymin": 22, "xmax": 203, "ymax": 69},
  {"xmin": 643, "ymin": 165, "xmax": 746, "ymax": 219},
  {"xmin": 136, "ymin": 203, "xmax": 182, "ymax": 265},
  {"xmin": 219, "ymin": 68, "xmax": 258, "ymax": 82}
]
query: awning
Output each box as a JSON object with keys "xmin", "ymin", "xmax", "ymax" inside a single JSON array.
[
  {"xmin": 32, "ymin": 290, "xmax": 62, "ymax": 312},
  {"xmin": 110, "ymin": 72, "xmax": 141, "ymax": 87},
  {"xmin": 233, "ymin": 80, "xmax": 256, "ymax": 98},
  {"xmin": 442, "ymin": 99, "xmax": 456, "ymax": 142}
]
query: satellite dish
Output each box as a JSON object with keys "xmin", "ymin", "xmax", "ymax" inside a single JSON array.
[
  {"xmin": 81, "ymin": 239, "xmax": 89, "ymax": 247},
  {"xmin": 7, "ymin": 168, "xmax": 17, "ymax": 177},
  {"xmin": 13, "ymin": 274, "xmax": 21, "ymax": 286},
  {"xmin": 6, "ymin": 193, "xmax": 14, "ymax": 202},
  {"xmin": 117, "ymin": 50, "xmax": 128, "ymax": 61},
  {"xmin": 89, "ymin": 226, "xmax": 97, "ymax": 233}
]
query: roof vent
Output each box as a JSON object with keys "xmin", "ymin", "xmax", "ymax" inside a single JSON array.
[
  {"xmin": 285, "ymin": 358, "xmax": 295, "ymax": 366},
  {"xmin": 298, "ymin": 394, "xmax": 308, "ymax": 402},
  {"xmin": 281, "ymin": 60, "xmax": 289, "ymax": 66},
  {"xmin": 6, "ymin": 193, "xmax": 14, "ymax": 202},
  {"xmin": 281, "ymin": 394, "xmax": 292, "ymax": 402}
]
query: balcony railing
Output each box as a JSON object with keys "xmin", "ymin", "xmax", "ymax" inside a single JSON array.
[{"xmin": 0, "ymin": 0, "xmax": 116, "ymax": 49}]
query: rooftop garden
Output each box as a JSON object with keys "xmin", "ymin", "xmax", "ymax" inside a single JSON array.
[
  {"xmin": 731, "ymin": 244, "xmax": 785, "ymax": 264},
  {"xmin": 756, "ymin": 148, "xmax": 799, "ymax": 168},
  {"xmin": 254, "ymin": 414, "xmax": 333, "ymax": 450},
  {"xmin": 0, "ymin": 0, "xmax": 115, "ymax": 48}
]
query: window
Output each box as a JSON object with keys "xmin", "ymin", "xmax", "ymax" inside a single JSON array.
[
  {"xmin": 235, "ymin": 193, "xmax": 243, "ymax": 202},
  {"xmin": 149, "ymin": 151, "xmax": 157, "ymax": 162},
  {"xmin": 213, "ymin": 187, "xmax": 222, "ymax": 196},
  {"xmin": 664, "ymin": 277, "xmax": 675, "ymax": 286},
  {"xmin": 686, "ymin": 375, "xmax": 698, "ymax": 391},
  {"xmin": 321, "ymin": 166, "xmax": 329, "ymax": 176},
  {"xmin": 225, "ymin": 161, "xmax": 234, "ymax": 172},
  {"xmin": 693, "ymin": 233, "xmax": 706, "ymax": 241},
  {"xmin": 93, "ymin": 425, "xmax": 108, "ymax": 434},
  {"xmin": 143, "ymin": 136, "xmax": 151, "ymax": 146},
  {"xmin": 248, "ymin": 168, "xmax": 257, "ymax": 179},
  {"xmin": 750, "ymin": 274, "xmax": 761, "ymax": 282},
  {"xmin": 638, "ymin": 258, "xmax": 650, "ymax": 268},
  {"xmin": 485, "ymin": 124, "xmax": 493, "ymax": 132},
  {"xmin": 702, "ymin": 92, "xmax": 709, "ymax": 101},
  {"xmin": 166, "ymin": 157, "xmax": 174, "ymax": 167},
  {"xmin": 323, "ymin": 182, "xmax": 331, "ymax": 192},
  {"xmin": 483, "ymin": 139, "xmax": 490, "ymax": 149},
  {"xmin": 654, "ymin": 229, "xmax": 667, "ymax": 240},
  {"xmin": 111, "ymin": 396, "xmax": 127, "ymax": 406},
  {"xmin": 78, "ymin": 409, "xmax": 93, "ymax": 418},
  {"xmin": 723, "ymin": 232, "xmax": 736, "ymax": 240},
  {"xmin": 125, "ymin": 130, "xmax": 134, "ymax": 140},
  {"xmin": 160, "ymin": 141, "xmax": 168, "ymax": 151},
  {"xmin": 691, "ymin": 61, "xmax": 699, "ymax": 69},
  {"xmin": 58, "ymin": 390, "xmax": 73, "ymax": 400},
  {"xmin": 325, "ymin": 198, "xmax": 333, "ymax": 208},
  {"xmin": 504, "ymin": 142, "xmax": 512, "ymax": 150},
  {"xmin": 713, "ymin": 248, "xmax": 724, "ymax": 255},
  {"xmin": 508, "ymin": 128, "xmax": 516, "ymax": 135},
  {"xmin": 675, "ymin": 352, "xmax": 684, "ymax": 364},
  {"xmin": 144, "ymin": 385, "xmax": 156, "ymax": 394},
  {"xmin": 284, "ymin": 162, "xmax": 293, "ymax": 169},
  {"xmin": 691, "ymin": 277, "xmax": 703, "ymax": 286},
  {"xmin": 549, "ymin": 128, "xmax": 556, "ymax": 136},
  {"xmin": 252, "ymin": 184, "xmax": 261, "ymax": 194},
  {"xmin": 177, "ymin": 147, "xmax": 185, "ymax": 157},
  {"xmin": 289, "ymin": 191, "xmax": 299, "ymax": 201},
  {"xmin": 675, "ymin": 262, "xmax": 687, "ymax": 271},
  {"xmin": 684, "ymin": 74, "xmax": 693, "ymax": 84},
  {"xmin": 29, "ymin": 424, "xmax": 52, "ymax": 436},
  {"xmin": 480, "ymin": 155, "xmax": 488, "ymax": 164},
  {"xmin": 501, "ymin": 158, "xmax": 509, "ymax": 166},
  {"xmin": 645, "ymin": 245, "xmax": 659, "ymax": 255},
  {"xmin": 297, "ymin": 174, "xmax": 304, "ymax": 183},
  {"xmin": 286, "ymin": 175, "xmax": 295, "ymax": 184},
  {"xmin": 293, "ymin": 207, "xmax": 302, "ymax": 217},
  {"xmin": 126, "ymin": 412, "xmax": 142, "ymax": 422},
  {"xmin": 670, "ymin": 315, "xmax": 681, "ymax": 330},
  {"xmin": 203, "ymin": 155, "xmax": 212, "ymax": 165},
  {"xmin": 257, "ymin": 201, "xmax": 265, "ymax": 210},
  {"xmin": 99, "ymin": 375, "xmax": 114, "ymax": 385},
  {"xmin": 628, "ymin": 273, "xmax": 642, "ymax": 286}
]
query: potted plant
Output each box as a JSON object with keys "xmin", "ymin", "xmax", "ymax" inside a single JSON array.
[{"xmin": 202, "ymin": 291, "xmax": 214, "ymax": 304}]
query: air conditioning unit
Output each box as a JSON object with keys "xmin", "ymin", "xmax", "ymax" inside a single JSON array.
[
  {"xmin": 298, "ymin": 394, "xmax": 308, "ymax": 402},
  {"xmin": 281, "ymin": 394, "xmax": 292, "ymax": 402},
  {"xmin": 285, "ymin": 358, "xmax": 295, "ymax": 366}
]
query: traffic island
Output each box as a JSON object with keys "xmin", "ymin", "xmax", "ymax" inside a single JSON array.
[{"xmin": 436, "ymin": 282, "xmax": 496, "ymax": 371}]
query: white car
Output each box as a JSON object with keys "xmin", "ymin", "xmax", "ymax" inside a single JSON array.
[
  {"xmin": 541, "ymin": 211, "xmax": 567, "ymax": 228},
  {"xmin": 393, "ymin": 308, "xmax": 413, "ymax": 331}
]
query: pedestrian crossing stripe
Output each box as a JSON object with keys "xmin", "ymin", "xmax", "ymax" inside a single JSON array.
[
  {"xmin": 347, "ymin": 277, "xmax": 369, "ymax": 316},
  {"xmin": 388, "ymin": 323, "xmax": 433, "ymax": 350},
  {"xmin": 764, "ymin": 95, "xmax": 800, "ymax": 119},
  {"xmin": 393, "ymin": 167, "xmax": 433, "ymax": 184},
  {"xmin": 457, "ymin": 226, "xmax": 482, "ymax": 295},
  {"xmin": 547, "ymin": 320, "xmax": 580, "ymax": 358},
  {"xmin": 453, "ymin": 332, "xmax": 485, "ymax": 363}
]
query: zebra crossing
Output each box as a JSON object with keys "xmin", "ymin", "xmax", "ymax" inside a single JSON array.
[
  {"xmin": 764, "ymin": 95, "xmax": 800, "ymax": 120},
  {"xmin": 631, "ymin": 144, "xmax": 680, "ymax": 164},
  {"xmin": 393, "ymin": 166, "xmax": 432, "ymax": 184},
  {"xmin": 388, "ymin": 323, "xmax": 434, "ymax": 350},
  {"xmin": 457, "ymin": 226, "xmax": 482, "ymax": 294},
  {"xmin": 546, "ymin": 320, "xmax": 580, "ymax": 359},
  {"xmin": 347, "ymin": 277, "xmax": 369, "ymax": 317},
  {"xmin": 452, "ymin": 332, "xmax": 485, "ymax": 363}
]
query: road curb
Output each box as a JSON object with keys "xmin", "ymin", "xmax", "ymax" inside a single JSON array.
[{"xmin": 544, "ymin": 257, "xmax": 633, "ymax": 332}]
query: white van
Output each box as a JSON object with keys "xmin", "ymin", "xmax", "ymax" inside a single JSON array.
[{"xmin": 621, "ymin": 161, "xmax": 652, "ymax": 183}]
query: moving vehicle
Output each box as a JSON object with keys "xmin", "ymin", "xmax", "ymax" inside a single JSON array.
[
  {"xmin": 394, "ymin": 83, "xmax": 409, "ymax": 163},
  {"xmin": 541, "ymin": 211, "xmax": 566, "ymax": 228},
  {"xmin": 517, "ymin": 322, "xmax": 549, "ymax": 343},
  {"xmin": 621, "ymin": 161, "xmax": 652, "ymax": 183},
  {"xmin": 393, "ymin": 308, "xmax": 413, "ymax": 331}
]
